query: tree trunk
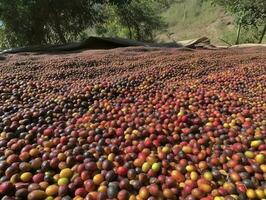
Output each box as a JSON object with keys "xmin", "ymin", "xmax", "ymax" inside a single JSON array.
[
  {"xmin": 259, "ymin": 23, "xmax": 266, "ymax": 44},
  {"xmin": 183, "ymin": 4, "xmax": 187, "ymax": 22},
  {"xmin": 50, "ymin": 4, "xmax": 67, "ymax": 44},
  {"xmin": 128, "ymin": 27, "xmax": 133, "ymax": 39},
  {"xmin": 136, "ymin": 26, "xmax": 141, "ymax": 41},
  {"xmin": 133, "ymin": 22, "xmax": 141, "ymax": 41},
  {"xmin": 120, "ymin": 8, "xmax": 133, "ymax": 39},
  {"xmin": 124, "ymin": 18, "xmax": 133, "ymax": 39},
  {"xmin": 54, "ymin": 15, "xmax": 67, "ymax": 44},
  {"xmin": 236, "ymin": 22, "xmax": 242, "ymax": 45}
]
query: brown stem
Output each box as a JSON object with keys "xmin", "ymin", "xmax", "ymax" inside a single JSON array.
[
  {"xmin": 50, "ymin": 4, "xmax": 66, "ymax": 44},
  {"xmin": 236, "ymin": 22, "xmax": 242, "ymax": 45},
  {"xmin": 54, "ymin": 14, "xmax": 66, "ymax": 44},
  {"xmin": 259, "ymin": 23, "xmax": 266, "ymax": 44}
]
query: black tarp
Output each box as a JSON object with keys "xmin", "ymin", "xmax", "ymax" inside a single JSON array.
[{"xmin": 0, "ymin": 36, "xmax": 214, "ymax": 54}]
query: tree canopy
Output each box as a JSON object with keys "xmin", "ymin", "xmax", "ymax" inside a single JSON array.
[
  {"xmin": 96, "ymin": 0, "xmax": 165, "ymax": 42},
  {"xmin": 0, "ymin": 0, "xmax": 163, "ymax": 48},
  {"xmin": 210, "ymin": 0, "xmax": 266, "ymax": 43},
  {"xmin": 0, "ymin": 0, "xmax": 109, "ymax": 47},
  {"xmin": 0, "ymin": 0, "xmax": 265, "ymax": 48}
]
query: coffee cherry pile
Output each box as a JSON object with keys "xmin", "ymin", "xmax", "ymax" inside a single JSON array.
[{"xmin": 0, "ymin": 47, "xmax": 265, "ymax": 200}]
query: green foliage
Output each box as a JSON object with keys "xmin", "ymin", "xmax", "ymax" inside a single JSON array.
[
  {"xmin": 0, "ymin": 27, "xmax": 8, "ymax": 49},
  {"xmin": 2, "ymin": 0, "xmax": 264, "ymax": 48},
  {"xmin": 221, "ymin": 26, "xmax": 260, "ymax": 44},
  {"xmin": 0, "ymin": 0, "xmax": 165, "ymax": 48},
  {"xmin": 210, "ymin": 0, "xmax": 266, "ymax": 43},
  {"xmin": 96, "ymin": 0, "xmax": 165, "ymax": 42},
  {"xmin": 0, "ymin": 0, "xmax": 106, "ymax": 47},
  {"xmin": 212, "ymin": 0, "xmax": 265, "ymax": 25}
]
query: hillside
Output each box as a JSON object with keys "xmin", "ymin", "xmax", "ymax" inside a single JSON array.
[{"xmin": 157, "ymin": 0, "xmax": 237, "ymax": 45}]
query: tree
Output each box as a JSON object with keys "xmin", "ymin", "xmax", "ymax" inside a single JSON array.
[
  {"xmin": 0, "ymin": 0, "xmax": 164, "ymax": 48},
  {"xmin": 0, "ymin": 0, "xmax": 108, "ymax": 47},
  {"xmin": 210, "ymin": 0, "xmax": 266, "ymax": 44},
  {"xmin": 96, "ymin": 0, "xmax": 165, "ymax": 42}
]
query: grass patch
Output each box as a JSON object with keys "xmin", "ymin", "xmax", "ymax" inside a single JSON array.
[{"xmin": 157, "ymin": 0, "xmax": 236, "ymax": 45}]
